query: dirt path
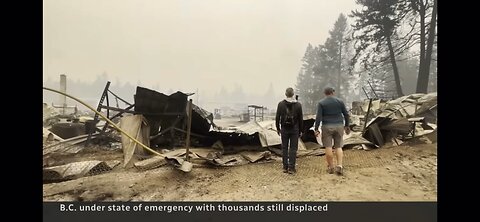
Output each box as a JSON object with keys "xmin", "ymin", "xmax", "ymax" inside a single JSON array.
[{"xmin": 43, "ymin": 143, "xmax": 437, "ymax": 201}]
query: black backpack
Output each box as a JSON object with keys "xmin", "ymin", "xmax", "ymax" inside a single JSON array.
[{"xmin": 283, "ymin": 102, "xmax": 296, "ymax": 127}]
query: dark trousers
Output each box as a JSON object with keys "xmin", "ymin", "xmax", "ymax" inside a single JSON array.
[{"xmin": 281, "ymin": 129, "xmax": 299, "ymax": 170}]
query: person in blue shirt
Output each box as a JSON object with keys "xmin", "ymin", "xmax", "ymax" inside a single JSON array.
[{"xmin": 314, "ymin": 87, "xmax": 350, "ymax": 176}]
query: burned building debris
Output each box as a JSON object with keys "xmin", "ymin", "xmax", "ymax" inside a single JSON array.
[
  {"xmin": 43, "ymin": 81, "xmax": 437, "ymax": 182},
  {"xmin": 134, "ymin": 86, "xmax": 215, "ymax": 148},
  {"xmin": 360, "ymin": 93, "xmax": 437, "ymax": 147}
]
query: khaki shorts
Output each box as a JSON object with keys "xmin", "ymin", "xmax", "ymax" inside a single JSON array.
[{"xmin": 321, "ymin": 125, "xmax": 344, "ymax": 148}]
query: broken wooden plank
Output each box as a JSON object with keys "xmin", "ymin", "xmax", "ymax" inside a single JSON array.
[
  {"xmin": 240, "ymin": 151, "xmax": 272, "ymax": 163},
  {"xmin": 134, "ymin": 156, "xmax": 167, "ymax": 171},
  {"xmin": 368, "ymin": 123, "xmax": 384, "ymax": 147}
]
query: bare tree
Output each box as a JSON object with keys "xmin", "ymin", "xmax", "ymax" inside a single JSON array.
[{"xmin": 407, "ymin": 0, "xmax": 437, "ymax": 93}]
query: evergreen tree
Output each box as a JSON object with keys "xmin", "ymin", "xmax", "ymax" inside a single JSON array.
[
  {"xmin": 350, "ymin": 0, "xmax": 410, "ymax": 97},
  {"xmin": 320, "ymin": 14, "xmax": 349, "ymax": 99},
  {"xmin": 296, "ymin": 44, "xmax": 323, "ymax": 114}
]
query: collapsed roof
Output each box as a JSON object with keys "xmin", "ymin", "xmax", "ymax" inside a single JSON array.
[{"xmin": 362, "ymin": 92, "xmax": 437, "ymax": 146}]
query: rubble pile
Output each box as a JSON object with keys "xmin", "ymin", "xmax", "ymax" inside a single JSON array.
[
  {"xmin": 360, "ymin": 93, "xmax": 437, "ymax": 147},
  {"xmin": 43, "ymin": 83, "xmax": 437, "ymax": 182}
]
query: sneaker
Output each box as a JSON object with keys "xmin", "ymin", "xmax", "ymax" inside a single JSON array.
[
  {"xmin": 335, "ymin": 166, "xmax": 344, "ymax": 176},
  {"xmin": 283, "ymin": 168, "xmax": 288, "ymax": 173},
  {"xmin": 327, "ymin": 166, "xmax": 335, "ymax": 174},
  {"xmin": 288, "ymin": 168, "xmax": 297, "ymax": 174}
]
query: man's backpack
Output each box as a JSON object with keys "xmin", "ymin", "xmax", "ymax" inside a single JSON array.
[{"xmin": 283, "ymin": 103, "xmax": 296, "ymax": 127}]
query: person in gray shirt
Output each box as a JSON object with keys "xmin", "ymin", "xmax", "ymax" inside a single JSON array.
[{"xmin": 314, "ymin": 87, "xmax": 350, "ymax": 175}]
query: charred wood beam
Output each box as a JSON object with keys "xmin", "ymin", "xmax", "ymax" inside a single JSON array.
[
  {"xmin": 107, "ymin": 89, "xmax": 132, "ymax": 106},
  {"xmin": 101, "ymin": 104, "xmax": 135, "ymax": 132},
  {"xmin": 149, "ymin": 126, "xmax": 207, "ymax": 140},
  {"xmin": 99, "ymin": 105, "xmax": 184, "ymax": 116}
]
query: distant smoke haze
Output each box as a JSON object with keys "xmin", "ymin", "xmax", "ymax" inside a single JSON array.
[{"xmin": 43, "ymin": 0, "xmax": 358, "ymax": 113}]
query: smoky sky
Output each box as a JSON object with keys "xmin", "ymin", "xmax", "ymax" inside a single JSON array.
[{"xmin": 43, "ymin": 0, "xmax": 358, "ymax": 97}]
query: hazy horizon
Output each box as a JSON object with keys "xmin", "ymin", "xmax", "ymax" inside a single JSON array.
[{"xmin": 43, "ymin": 0, "xmax": 359, "ymax": 112}]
